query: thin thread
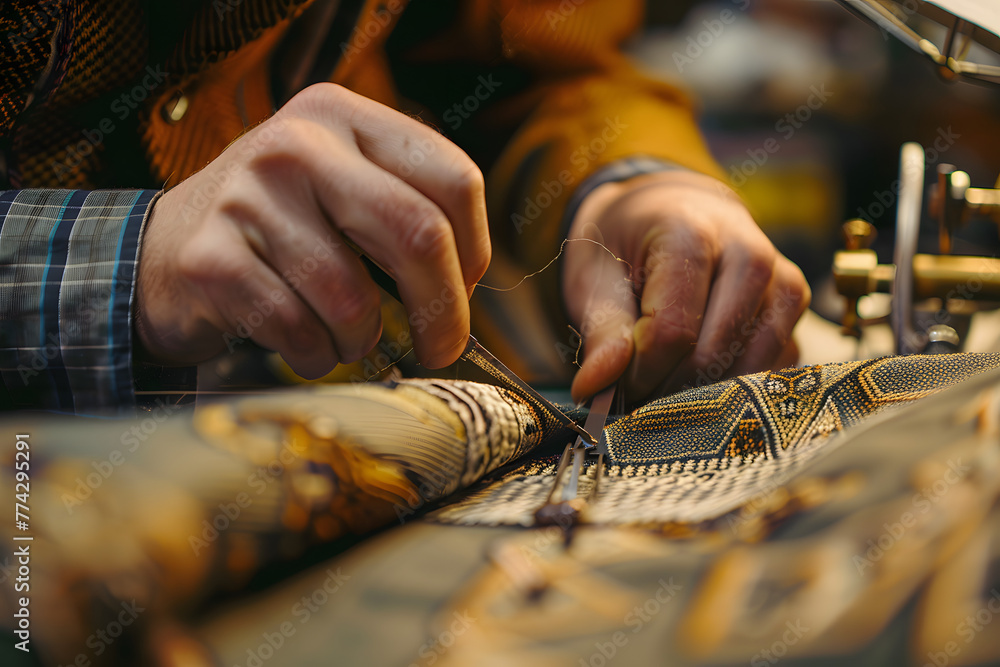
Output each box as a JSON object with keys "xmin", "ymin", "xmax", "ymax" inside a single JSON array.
[
  {"xmin": 163, "ymin": 205, "xmax": 639, "ymax": 393},
  {"xmin": 474, "ymin": 237, "xmax": 634, "ymax": 292},
  {"xmin": 362, "ymin": 346, "xmax": 415, "ymax": 382},
  {"xmin": 567, "ymin": 324, "xmax": 584, "ymax": 369},
  {"xmin": 358, "ymin": 238, "xmax": 634, "ymax": 383}
]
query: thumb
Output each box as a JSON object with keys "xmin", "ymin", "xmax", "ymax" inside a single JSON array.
[
  {"xmin": 564, "ymin": 236, "xmax": 638, "ymax": 403},
  {"xmin": 571, "ymin": 323, "xmax": 633, "ymax": 404}
]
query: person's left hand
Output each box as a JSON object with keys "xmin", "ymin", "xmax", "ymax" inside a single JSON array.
[{"xmin": 562, "ymin": 169, "xmax": 810, "ymax": 404}]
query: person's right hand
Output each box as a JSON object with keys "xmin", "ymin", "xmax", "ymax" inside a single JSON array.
[{"xmin": 135, "ymin": 83, "xmax": 491, "ymax": 378}]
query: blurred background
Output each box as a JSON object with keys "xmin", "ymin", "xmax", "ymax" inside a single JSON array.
[{"xmin": 635, "ymin": 0, "xmax": 1000, "ymax": 322}]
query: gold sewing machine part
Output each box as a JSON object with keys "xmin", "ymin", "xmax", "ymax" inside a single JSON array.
[{"xmin": 833, "ymin": 142, "xmax": 1000, "ymax": 353}]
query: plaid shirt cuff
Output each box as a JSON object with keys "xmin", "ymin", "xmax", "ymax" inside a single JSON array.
[{"xmin": 0, "ymin": 189, "xmax": 160, "ymax": 416}]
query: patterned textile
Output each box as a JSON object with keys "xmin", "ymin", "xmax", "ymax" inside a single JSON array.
[
  {"xmin": 432, "ymin": 353, "xmax": 1000, "ymax": 527},
  {"xmin": 3, "ymin": 355, "xmax": 1000, "ymax": 665},
  {"xmin": 0, "ymin": 378, "xmax": 558, "ymax": 664},
  {"xmin": 419, "ymin": 364, "xmax": 1000, "ymax": 667},
  {"xmin": 2, "ymin": 355, "xmax": 1000, "ymax": 665},
  {"xmin": 0, "ymin": 188, "xmax": 158, "ymax": 414},
  {"xmin": 1, "ymin": 0, "xmax": 152, "ymax": 189}
]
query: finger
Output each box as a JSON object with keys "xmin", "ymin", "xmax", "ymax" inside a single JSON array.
[
  {"xmin": 353, "ymin": 123, "xmax": 490, "ymax": 296},
  {"xmin": 282, "ymin": 84, "xmax": 491, "ymax": 294},
  {"xmin": 285, "ymin": 125, "xmax": 470, "ymax": 368},
  {"xmin": 223, "ymin": 177, "xmax": 384, "ymax": 365},
  {"xmin": 627, "ymin": 228, "xmax": 716, "ymax": 401},
  {"xmin": 675, "ymin": 237, "xmax": 775, "ymax": 382},
  {"xmin": 189, "ymin": 224, "xmax": 339, "ymax": 379},
  {"xmin": 774, "ymin": 337, "xmax": 801, "ymax": 370},
  {"xmin": 729, "ymin": 257, "xmax": 811, "ymax": 376},
  {"xmin": 565, "ymin": 234, "xmax": 638, "ymax": 403}
]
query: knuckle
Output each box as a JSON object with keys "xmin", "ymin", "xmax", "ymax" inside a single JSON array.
[
  {"xmin": 642, "ymin": 241, "xmax": 674, "ymax": 276},
  {"xmin": 790, "ymin": 278, "xmax": 812, "ymax": 313},
  {"xmin": 281, "ymin": 307, "xmax": 324, "ymax": 349},
  {"xmin": 453, "ymin": 161, "xmax": 491, "ymax": 280},
  {"xmin": 424, "ymin": 311, "xmax": 468, "ymax": 351},
  {"xmin": 469, "ymin": 234, "xmax": 492, "ymax": 282},
  {"xmin": 648, "ymin": 314, "xmax": 698, "ymax": 350},
  {"xmin": 328, "ymin": 282, "xmax": 381, "ymax": 330},
  {"xmin": 251, "ymin": 118, "xmax": 314, "ymax": 165},
  {"xmin": 779, "ymin": 261, "xmax": 811, "ymax": 312},
  {"xmin": 454, "ymin": 159, "xmax": 485, "ymax": 199},
  {"xmin": 282, "ymin": 82, "xmax": 351, "ymax": 117},
  {"xmin": 177, "ymin": 241, "xmax": 249, "ymax": 287},
  {"xmin": 399, "ymin": 207, "xmax": 452, "ymax": 262},
  {"xmin": 743, "ymin": 247, "xmax": 776, "ymax": 289},
  {"xmin": 689, "ymin": 349, "xmax": 720, "ymax": 373},
  {"xmin": 675, "ymin": 225, "xmax": 716, "ymax": 267}
]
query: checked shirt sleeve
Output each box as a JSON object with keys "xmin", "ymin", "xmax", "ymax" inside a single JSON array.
[{"xmin": 0, "ymin": 189, "xmax": 159, "ymax": 415}]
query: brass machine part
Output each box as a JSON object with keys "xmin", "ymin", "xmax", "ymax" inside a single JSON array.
[
  {"xmin": 933, "ymin": 165, "xmax": 1000, "ymax": 254},
  {"xmin": 837, "ymin": 219, "xmax": 880, "ymax": 337},
  {"xmin": 834, "ymin": 245, "xmax": 1000, "ymax": 337}
]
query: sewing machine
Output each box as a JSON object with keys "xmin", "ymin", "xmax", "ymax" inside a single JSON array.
[{"xmin": 832, "ymin": 0, "xmax": 1000, "ymax": 354}]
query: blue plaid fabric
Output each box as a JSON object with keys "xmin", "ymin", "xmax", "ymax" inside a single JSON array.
[{"xmin": 0, "ymin": 189, "xmax": 159, "ymax": 415}]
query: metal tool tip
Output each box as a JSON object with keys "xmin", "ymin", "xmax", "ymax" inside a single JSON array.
[{"xmin": 573, "ymin": 423, "xmax": 598, "ymax": 445}]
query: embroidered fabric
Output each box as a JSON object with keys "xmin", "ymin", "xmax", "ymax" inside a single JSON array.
[
  {"xmin": 432, "ymin": 353, "xmax": 1000, "ymax": 527},
  {"xmin": 4, "ymin": 353, "xmax": 1000, "ymax": 665}
]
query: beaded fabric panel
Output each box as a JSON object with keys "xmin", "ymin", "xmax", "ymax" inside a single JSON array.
[{"xmin": 432, "ymin": 353, "xmax": 1000, "ymax": 527}]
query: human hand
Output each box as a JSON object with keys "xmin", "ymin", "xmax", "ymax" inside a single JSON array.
[
  {"xmin": 135, "ymin": 83, "xmax": 491, "ymax": 378},
  {"xmin": 562, "ymin": 170, "xmax": 809, "ymax": 404}
]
